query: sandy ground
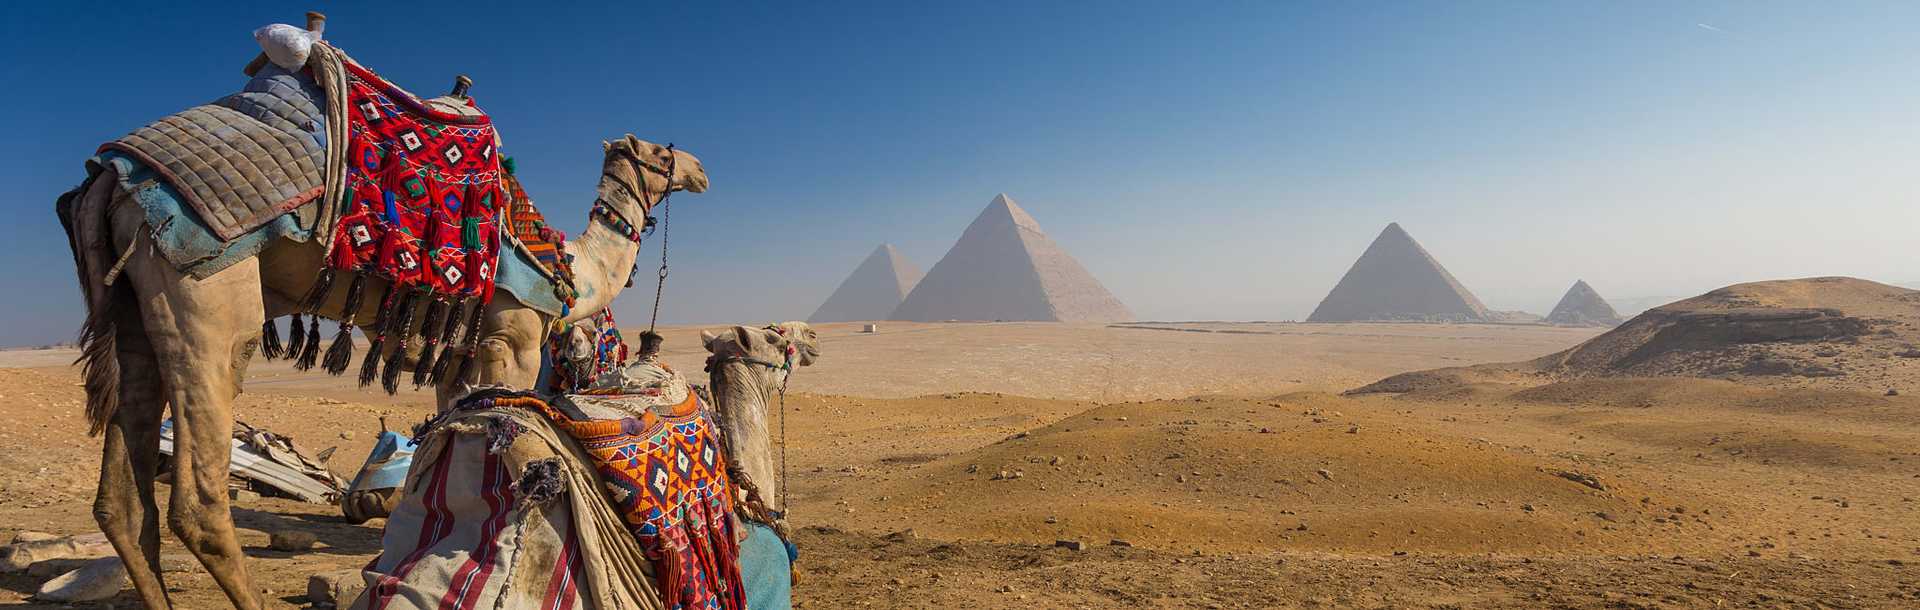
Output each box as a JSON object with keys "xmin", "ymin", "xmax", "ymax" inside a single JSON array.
[{"xmin": 2, "ymin": 322, "xmax": 1918, "ymax": 608}]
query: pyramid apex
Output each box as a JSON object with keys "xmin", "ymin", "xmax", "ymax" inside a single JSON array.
[{"xmin": 976, "ymin": 193, "xmax": 1042, "ymax": 232}]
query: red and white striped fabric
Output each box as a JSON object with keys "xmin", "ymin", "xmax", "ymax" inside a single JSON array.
[{"xmin": 350, "ymin": 408, "xmax": 664, "ymax": 610}]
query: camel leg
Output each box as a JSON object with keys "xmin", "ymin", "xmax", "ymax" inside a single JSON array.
[
  {"xmin": 93, "ymin": 310, "xmax": 173, "ymax": 609},
  {"xmin": 120, "ymin": 225, "xmax": 267, "ymax": 610}
]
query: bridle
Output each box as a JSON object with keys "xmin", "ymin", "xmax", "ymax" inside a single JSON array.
[{"xmin": 591, "ymin": 141, "xmax": 678, "ymax": 244}]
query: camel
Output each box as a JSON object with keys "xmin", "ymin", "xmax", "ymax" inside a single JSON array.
[
  {"xmin": 700, "ymin": 322, "xmax": 821, "ymax": 604},
  {"xmin": 61, "ymin": 131, "xmax": 706, "ymax": 609}
]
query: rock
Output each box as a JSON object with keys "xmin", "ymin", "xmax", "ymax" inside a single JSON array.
[
  {"xmin": 1055, "ymin": 539, "xmax": 1086, "ymax": 551},
  {"xmin": 27, "ymin": 557, "xmax": 93, "ymax": 578},
  {"xmin": 33, "ymin": 557, "xmax": 127, "ymax": 602},
  {"xmin": 269, "ymin": 530, "xmax": 318, "ymax": 552},
  {"xmin": 10, "ymin": 532, "xmax": 58, "ymax": 544},
  {"xmin": 0, "ymin": 533, "xmax": 113, "ymax": 573},
  {"xmin": 1109, "ymin": 539, "xmax": 1134, "ymax": 547},
  {"xmin": 1522, "ymin": 504, "xmax": 1537, "ymax": 512},
  {"xmin": 1347, "ymin": 425, "xmax": 1360, "ymax": 434},
  {"xmin": 1888, "ymin": 389, "xmax": 1901, "ymax": 396},
  {"xmin": 230, "ymin": 488, "xmax": 262, "ymax": 503},
  {"xmin": 307, "ymin": 569, "xmax": 365, "ymax": 608},
  {"xmin": 1315, "ymin": 469, "xmax": 1333, "ymax": 481},
  {"xmin": 339, "ymin": 431, "xmax": 356, "ymax": 440},
  {"xmin": 883, "ymin": 529, "xmax": 918, "ymax": 543}
]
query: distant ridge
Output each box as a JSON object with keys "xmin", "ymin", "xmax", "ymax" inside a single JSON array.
[
  {"xmin": 809, "ymin": 244, "xmax": 923, "ymax": 323},
  {"xmin": 1544, "ymin": 280, "xmax": 1623, "ymax": 327},
  {"xmin": 891, "ymin": 194, "xmax": 1133, "ymax": 322},
  {"xmin": 1307, "ymin": 223, "xmax": 1489, "ymax": 323}
]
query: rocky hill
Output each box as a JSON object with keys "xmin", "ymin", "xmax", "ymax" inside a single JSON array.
[{"xmin": 1354, "ymin": 277, "xmax": 1920, "ymax": 393}]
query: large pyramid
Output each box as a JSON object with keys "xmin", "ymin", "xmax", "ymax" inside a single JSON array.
[
  {"xmin": 808, "ymin": 244, "xmax": 924, "ymax": 323},
  {"xmin": 890, "ymin": 194, "xmax": 1133, "ymax": 322},
  {"xmin": 1544, "ymin": 279, "xmax": 1623, "ymax": 327},
  {"xmin": 1307, "ymin": 223, "xmax": 1490, "ymax": 323}
]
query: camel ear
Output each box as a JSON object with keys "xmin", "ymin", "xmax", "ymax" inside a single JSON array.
[
  {"xmin": 733, "ymin": 325, "xmax": 757, "ymax": 350},
  {"xmin": 602, "ymin": 140, "xmax": 612, "ymax": 152},
  {"xmin": 699, "ymin": 329, "xmax": 719, "ymax": 350}
]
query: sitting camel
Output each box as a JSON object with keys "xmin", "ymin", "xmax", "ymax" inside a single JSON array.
[
  {"xmin": 59, "ymin": 63, "xmax": 707, "ymax": 610},
  {"xmin": 349, "ymin": 323, "xmax": 819, "ymax": 609}
]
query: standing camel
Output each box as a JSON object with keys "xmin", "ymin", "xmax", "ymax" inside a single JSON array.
[{"xmin": 60, "ymin": 131, "xmax": 706, "ymax": 609}]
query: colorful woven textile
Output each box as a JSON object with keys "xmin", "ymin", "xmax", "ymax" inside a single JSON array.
[
  {"xmin": 475, "ymin": 393, "xmax": 746, "ymax": 610},
  {"xmin": 506, "ymin": 171, "xmax": 579, "ymax": 311},
  {"xmin": 326, "ymin": 60, "xmax": 505, "ymax": 300},
  {"xmin": 547, "ymin": 308, "xmax": 631, "ymax": 393}
]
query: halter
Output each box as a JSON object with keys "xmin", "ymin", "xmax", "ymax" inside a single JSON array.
[{"xmin": 592, "ymin": 142, "xmax": 677, "ymax": 244}]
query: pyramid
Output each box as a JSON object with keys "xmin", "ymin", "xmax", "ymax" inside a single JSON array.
[
  {"xmin": 1544, "ymin": 279, "xmax": 1623, "ymax": 327},
  {"xmin": 1307, "ymin": 223, "xmax": 1490, "ymax": 323},
  {"xmin": 890, "ymin": 194, "xmax": 1133, "ymax": 322},
  {"xmin": 808, "ymin": 244, "xmax": 924, "ymax": 323}
]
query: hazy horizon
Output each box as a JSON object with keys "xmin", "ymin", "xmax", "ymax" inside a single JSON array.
[{"xmin": 5, "ymin": 2, "xmax": 1919, "ymax": 346}]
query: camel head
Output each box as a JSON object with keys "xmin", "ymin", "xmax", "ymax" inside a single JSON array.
[
  {"xmin": 700, "ymin": 322, "xmax": 821, "ymax": 371},
  {"xmin": 601, "ymin": 134, "xmax": 708, "ymax": 201}
]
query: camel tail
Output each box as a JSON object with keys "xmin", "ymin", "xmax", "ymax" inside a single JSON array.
[{"xmin": 57, "ymin": 168, "xmax": 126, "ymax": 437}]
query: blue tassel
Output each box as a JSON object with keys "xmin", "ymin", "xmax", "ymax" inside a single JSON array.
[{"xmin": 383, "ymin": 191, "xmax": 401, "ymax": 225}]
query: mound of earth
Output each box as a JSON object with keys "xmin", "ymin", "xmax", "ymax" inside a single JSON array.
[
  {"xmin": 1354, "ymin": 277, "xmax": 1920, "ymax": 393},
  {"xmin": 826, "ymin": 394, "xmax": 1686, "ymax": 555}
]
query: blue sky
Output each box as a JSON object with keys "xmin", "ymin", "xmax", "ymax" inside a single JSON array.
[{"xmin": 4, "ymin": 2, "xmax": 1918, "ymax": 345}]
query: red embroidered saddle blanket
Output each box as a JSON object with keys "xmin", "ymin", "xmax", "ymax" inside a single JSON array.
[
  {"xmin": 477, "ymin": 391, "xmax": 747, "ymax": 610},
  {"xmin": 326, "ymin": 60, "xmax": 506, "ymax": 300}
]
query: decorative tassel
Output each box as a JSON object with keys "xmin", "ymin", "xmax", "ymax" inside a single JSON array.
[
  {"xmin": 450, "ymin": 301, "xmax": 489, "ymax": 386},
  {"xmin": 410, "ymin": 300, "xmax": 449, "ymax": 387},
  {"xmin": 261, "ymin": 319, "xmax": 284, "ymax": 360},
  {"xmin": 426, "ymin": 299, "xmax": 468, "ymax": 384},
  {"xmin": 359, "ymin": 284, "xmax": 401, "ymax": 388},
  {"xmin": 321, "ymin": 274, "xmax": 372, "ymax": 376},
  {"xmin": 461, "ymin": 217, "xmax": 481, "ymax": 250},
  {"xmin": 299, "ymin": 269, "xmax": 336, "ymax": 313},
  {"xmin": 286, "ymin": 313, "xmax": 309, "ymax": 365},
  {"xmin": 323, "ymin": 323, "xmax": 355, "ymax": 375},
  {"xmin": 382, "ymin": 291, "xmax": 423, "ymax": 395},
  {"xmin": 294, "ymin": 316, "xmax": 322, "ymax": 371}
]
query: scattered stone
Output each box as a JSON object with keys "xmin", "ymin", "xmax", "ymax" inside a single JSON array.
[
  {"xmin": 1109, "ymin": 539, "xmax": 1133, "ymax": 547},
  {"xmin": 1315, "ymin": 469, "xmax": 1333, "ymax": 481},
  {"xmin": 306, "ymin": 569, "xmax": 365, "ymax": 608},
  {"xmin": 883, "ymin": 529, "xmax": 918, "ymax": 543},
  {"xmin": 1044, "ymin": 516, "xmax": 1058, "ymax": 524},
  {"xmin": 269, "ymin": 530, "xmax": 319, "ymax": 552},
  {"xmin": 1054, "ymin": 540, "xmax": 1086, "ymax": 551},
  {"xmin": 32, "ymin": 557, "xmax": 127, "ymax": 602},
  {"xmin": 1347, "ymin": 425, "xmax": 1360, "ymax": 434},
  {"xmin": 10, "ymin": 532, "xmax": 58, "ymax": 544},
  {"xmin": 27, "ymin": 558, "xmax": 93, "ymax": 578},
  {"xmin": 1049, "ymin": 456, "xmax": 1064, "ymax": 466},
  {"xmin": 1, "ymin": 533, "xmax": 113, "ymax": 573},
  {"xmin": 996, "ymin": 585, "xmax": 1014, "ymax": 594},
  {"xmin": 230, "ymin": 488, "xmax": 262, "ymax": 503},
  {"xmin": 1522, "ymin": 504, "xmax": 1537, "ymax": 512},
  {"xmin": 339, "ymin": 431, "xmax": 356, "ymax": 440},
  {"xmin": 1888, "ymin": 389, "xmax": 1900, "ymax": 396},
  {"xmin": 1259, "ymin": 427, "xmax": 1273, "ymax": 434},
  {"xmin": 1552, "ymin": 470, "xmax": 1607, "ymax": 492}
]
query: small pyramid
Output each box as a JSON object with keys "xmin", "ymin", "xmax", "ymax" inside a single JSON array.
[
  {"xmin": 808, "ymin": 244, "xmax": 924, "ymax": 323},
  {"xmin": 891, "ymin": 194, "xmax": 1133, "ymax": 322},
  {"xmin": 1307, "ymin": 223, "xmax": 1489, "ymax": 322},
  {"xmin": 1545, "ymin": 280, "xmax": 1623, "ymax": 327}
]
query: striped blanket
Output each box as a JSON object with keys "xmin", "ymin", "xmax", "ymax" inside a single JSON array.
[{"xmin": 349, "ymin": 405, "xmax": 663, "ymax": 610}]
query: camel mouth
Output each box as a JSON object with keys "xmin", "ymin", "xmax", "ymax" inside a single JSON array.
[{"xmin": 683, "ymin": 174, "xmax": 709, "ymax": 193}]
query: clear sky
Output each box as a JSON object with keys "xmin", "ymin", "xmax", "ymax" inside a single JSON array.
[{"xmin": 3, "ymin": 2, "xmax": 1918, "ymax": 346}]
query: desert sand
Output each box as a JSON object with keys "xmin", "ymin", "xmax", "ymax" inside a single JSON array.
[{"xmin": 2, "ymin": 305, "xmax": 1918, "ymax": 608}]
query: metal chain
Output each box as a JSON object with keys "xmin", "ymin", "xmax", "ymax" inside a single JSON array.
[
  {"xmin": 779, "ymin": 359, "xmax": 791, "ymax": 518},
  {"xmin": 646, "ymin": 143, "xmax": 676, "ymax": 333},
  {"xmin": 648, "ymin": 199, "xmax": 670, "ymax": 333}
]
